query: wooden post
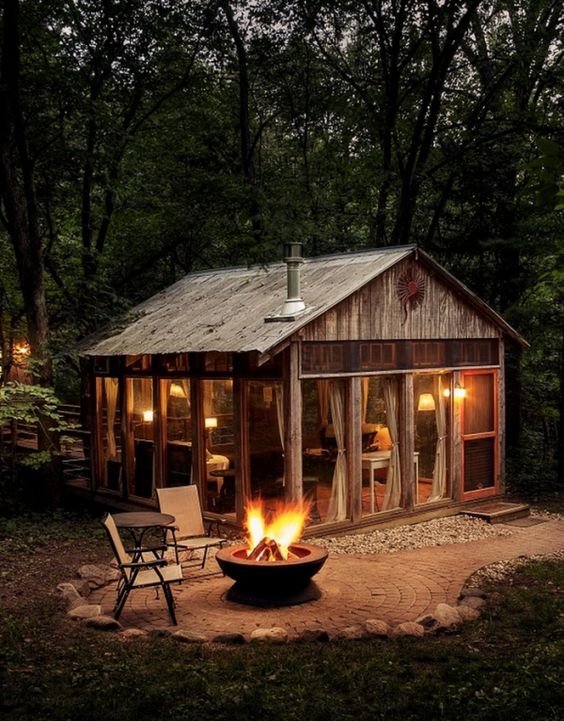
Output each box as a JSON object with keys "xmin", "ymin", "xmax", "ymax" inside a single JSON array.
[
  {"xmin": 400, "ymin": 374, "xmax": 414, "ymax": 510},
  {"xmin": 452, "ymin": 370, "xmax": 463, "ymax": 501},
  {"xmin": 284, "ymin": 341, "xmax": 303, "ymax": 503},
  {"xmin": 233, "ymin": 376, "xmax": 248, "ymax": 522},
  {"xmin": 498, "ymin": 339, "xmax": 506, "ymax": 493},
  {"xmin": 192, "ymin": 378, "xmax": 203, "ymax": 499},
  {"xmin": 120, "ymin": 375, "xmax": 132, "ymax": 498},
  {"xmin": 348, "ymin": 376, "xmax": 362, "ymax": 521},
  {"xmin": 152, "ymin": 374, "xmax": 163, "ymax": 496},
  {"xmin": 91, "ymin": 371, "xmax": 102, "ymax": 493},
  {"xmin": 80, "ymin": 356, "xmax": 95, "ymax": 492}
]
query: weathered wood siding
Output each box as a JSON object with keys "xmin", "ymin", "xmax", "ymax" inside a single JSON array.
[{"xmin": 300, "ymin": 258, "xmax": 501, "ymax": 342}]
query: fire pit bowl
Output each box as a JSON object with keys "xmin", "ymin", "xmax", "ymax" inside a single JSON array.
[{"xmin": 216, "ymin": 543, "xmax": 328, "ymax": 607}]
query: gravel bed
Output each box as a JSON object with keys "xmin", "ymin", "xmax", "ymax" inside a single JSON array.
[
  {"xmin": 470, "ymin": 547, "xmax": 564, "ymax": 585},
  {"xmin": 309, "ymin": 515, "xmax": 514, "ymax": 555},
  {"xmin": 530, "ymin": 508, "xmax": 564, "ymax": 521}
]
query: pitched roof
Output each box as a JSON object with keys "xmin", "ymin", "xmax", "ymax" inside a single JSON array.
[{"xmin": 81, "ymin": 245, "xmax": 527, "ymax": 356}]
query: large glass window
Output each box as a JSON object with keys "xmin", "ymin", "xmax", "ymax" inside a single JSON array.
[
  {"xmin": 162, "ymin": 379, "xmax": 192, "ymax": 487},
  {"xmin": 202, "ymin": 379, "xmax": 235, "ymax": 513},
  {"xmin": 96, "ymin": 377, "xmax": 121, "ymax": 491},
  {"xmin": 360, "ymin": 377, "xmax": 401, "ymax": 515},
  {"xmin": 247, "ymin": 381, "xmax": 285, "ymax": 504},
  {"xmin": 302, "ymin": 379, "xmax": 348, "ymax": 524},
  {"xmin": 414, "ymin": 373, "xmax": 451, "ymax": 504},
  {"xmin": 126, "ymin": 377, "xmax": 154, "ymax": 498}
]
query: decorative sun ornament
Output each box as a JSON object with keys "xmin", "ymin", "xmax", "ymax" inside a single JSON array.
[{"xmin": 397, "ymin": 271, "xmax": 426, "ymax": 322}]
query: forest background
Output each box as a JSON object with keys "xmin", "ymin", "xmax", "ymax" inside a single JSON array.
[{"xmin": 0, "ymin": 0, "xmax": 562, "ymax": 503}]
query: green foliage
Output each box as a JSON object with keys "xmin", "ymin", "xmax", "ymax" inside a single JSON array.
[
  {"xmin": 0, "ymin": 383, "xmax": 78, "ymax": 510},
  {"xmin": 527, "ymin": 138, "xmax": 564, "ymax": 211},
  {"xmin": 0, "ymin": 382, "xmax": 71, "ymax": 432}
]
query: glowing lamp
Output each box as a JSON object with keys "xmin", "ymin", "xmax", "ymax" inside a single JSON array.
[
  {"xmin": 143, "ymin": 409, "xmax": 154, "ymax": 422},
  {"xmin": 454, "ymin": 385, "xmax": 467, "ymax": 399},
  {"xmin": 417, "ymin": 393, "xmax": 435, "ymax": 411},
  {"xmin": 205, "ymin": 417, "xmax": 218, "ymax": 429},
  {"xmin": 169, "ymin": 383, "xmax": 186, "ymax": 398}
]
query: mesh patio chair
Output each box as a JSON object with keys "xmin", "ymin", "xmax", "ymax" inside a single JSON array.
[
  {"xmin": 156, "ymin": 485, "xmax": 227, "ymax": 570},
  {"xmin": 101, "ymin": 513, "xmax": 183, "ymax": 625}
]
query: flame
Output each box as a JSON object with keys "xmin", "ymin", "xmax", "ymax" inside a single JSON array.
[{"xmin": 244, "ymin": 499, "xmax": 310, "ymax": 560}]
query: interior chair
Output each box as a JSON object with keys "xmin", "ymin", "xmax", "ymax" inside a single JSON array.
[
  {"xmin": 156, "ymin": 485, "xmax": 227, "ymax": 570},
  {"xmin": 101, "ymin": 513, "xmax": 183, "ymax": 625}
]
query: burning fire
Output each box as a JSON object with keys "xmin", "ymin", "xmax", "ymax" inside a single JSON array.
[{"xmin": 245, "ymin": 499, "xmax": 310, "ymax": 561}]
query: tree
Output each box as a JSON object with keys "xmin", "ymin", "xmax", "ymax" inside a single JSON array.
[{"xmin": 0, "ymin": 0, "xmax": 52, "ymax": 387}]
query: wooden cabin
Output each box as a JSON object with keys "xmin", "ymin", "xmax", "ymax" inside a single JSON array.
[{"xmin": 80, "ymin": 245, "xmax": 527, "ymax": 532}]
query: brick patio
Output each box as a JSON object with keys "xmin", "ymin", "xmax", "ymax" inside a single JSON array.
[{"xmin": 89, "ymin": 518, "xmax": 564, "ymax": 638}]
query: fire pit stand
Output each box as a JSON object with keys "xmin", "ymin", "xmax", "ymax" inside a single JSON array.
[{"xmin": 216, "ymin": 543, "xmax": 328, "ymax": 607}]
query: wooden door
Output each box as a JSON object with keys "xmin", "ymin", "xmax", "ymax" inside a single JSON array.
[{"xmin": 461, "ymin": 370, "xmax": 499, "ymax": 499}]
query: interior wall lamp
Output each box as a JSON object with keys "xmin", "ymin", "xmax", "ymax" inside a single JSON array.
[
  {"xmin": 143, "ymin": 409, "xmax": 154, "ymax": 422},
  {"xmin": 205, "ymin": 416, "xmax": 218, "ymax": 430}
]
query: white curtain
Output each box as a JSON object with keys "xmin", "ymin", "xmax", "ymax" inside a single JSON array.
[
  {"xmin": 326, "ymin": 381, "xmax": 347, "ymax": 522},
  {"xmin": 429, "ymin": 375, "xmax": 448, "ymax": 501},
  {"xmin": 382, "ymin": 378, "xmax": 401, "ymax": 511},
  {"xmin": 104, "ymin": 377, "xmax": 119, "ymax": 459},
  {"xmin": 180, "ymin": 379, "xmax": 191, "ymax": 412}
]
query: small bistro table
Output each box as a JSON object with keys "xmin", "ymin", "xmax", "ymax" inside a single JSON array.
[
  {"xmin": 113, "ymin": 511, "xmax": 175, "ymax": 562},
  {"xmin": 361, "ymin": 451, "xmax": 420, "ymax": 514}
]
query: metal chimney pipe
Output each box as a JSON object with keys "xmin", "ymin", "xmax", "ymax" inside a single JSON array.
[{"xmin": 280, "ymin": 241, "xmax": 305, "ymax": 316}]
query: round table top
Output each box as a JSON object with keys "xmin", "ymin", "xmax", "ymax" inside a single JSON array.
[
  {"xmin": 210, "ymin": 468, "xmax": 236, "ymax": 477},
  {"xmin": 113, "ymin": 511, "xmax": 175, "ymax": 528}
]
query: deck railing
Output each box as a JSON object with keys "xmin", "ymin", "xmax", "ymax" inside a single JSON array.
[{"xmin": 0, "ymin": 404, "xmax": 92, "ymax": 488}]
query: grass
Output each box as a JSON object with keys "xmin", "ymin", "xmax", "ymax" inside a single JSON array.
[{"xmin": 1, "ymin": 512, "xmax": 563, "ymax": 721}]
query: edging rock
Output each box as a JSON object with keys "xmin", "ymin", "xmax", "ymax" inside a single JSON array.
[
  {"xmin": 57, "ymin": 583, "xmax": 87, "ymax": 610},
  {"xmin": 77, "ymin": 564, "xmax": 119, "ymax": 589},
  {"xmin": 173, "ymin": 629, "xmax": 208, "ymax": 644},
  {"xmin": 392, "ymin": 622, "xmax": 426, "ymax": 638},
  {"xmin": 415, "ymin": 604, "xmax": 461, "ymax": 634},
  {"xmin": 364, "ymin": 619, "xmax": 391, "ymax": 638},
  {"xmin": 84, "ymin": 615, "xmax": 122, "ymax": 631},
  {"xmin": 212, "ymin": 632, "xmax": 246, "ymax": 645},
  {"xmin": 67, "ymin": 604, "xmax": 102, "ymax": 620},
  {"xmin": 250, "ymin": 627, "xmax": 288, "ymax": 644}
]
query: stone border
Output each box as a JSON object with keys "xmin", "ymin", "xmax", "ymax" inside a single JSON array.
[{"xmin": 57, "ymin": 563, "xmax": 487, "ymax": 643}]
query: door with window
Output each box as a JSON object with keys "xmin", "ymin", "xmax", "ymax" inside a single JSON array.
[{"xmin": 461, "ymin": 370, "xmax": 498, "ymax": 498}]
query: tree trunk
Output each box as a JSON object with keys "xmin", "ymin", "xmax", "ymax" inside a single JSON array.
[
  {"xmin": 220, "ymin": 0, "xmax": 266, "ymax": 254},
  {"xmin": 558, "ymin": 322, "xmax": 564, "ymax": 486},
  {"xmin": 0, "ymin": 0, "xmax": 61, "ymax": 506}
]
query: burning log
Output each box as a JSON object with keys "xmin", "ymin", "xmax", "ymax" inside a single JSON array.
[{"xmin": 247, "ymin": 536, "xmax": 286, "ymax": 562}]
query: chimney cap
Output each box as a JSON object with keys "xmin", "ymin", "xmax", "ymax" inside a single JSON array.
[{"xmin": 284, "ymin": 240, "xmax": 304, "ymax": 260}]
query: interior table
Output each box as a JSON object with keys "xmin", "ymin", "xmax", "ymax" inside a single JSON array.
[
  {"xmin": 209, "ymin": 469, "xmax": 236, "ymax": 512},
  {"xmin": 113, "ymin": 511, "xmax": 175, "ymax": 561},
  {"xmin": 361, "ymin": 451, "xmax": 420, "ymax": 514}
]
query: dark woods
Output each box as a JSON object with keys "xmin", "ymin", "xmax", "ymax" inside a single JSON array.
[{"xmin": 0, "ymin": 0, "xmax": 562, "ymax": 497}]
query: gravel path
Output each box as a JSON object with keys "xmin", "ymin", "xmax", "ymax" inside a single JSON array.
[
  {"xmin": 309, "ymin": 515, "xmax": 514, "ymax": 555},
  {"xmin": 308, "ymin": 509, "xmax": 564, "ymax": 586}
]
